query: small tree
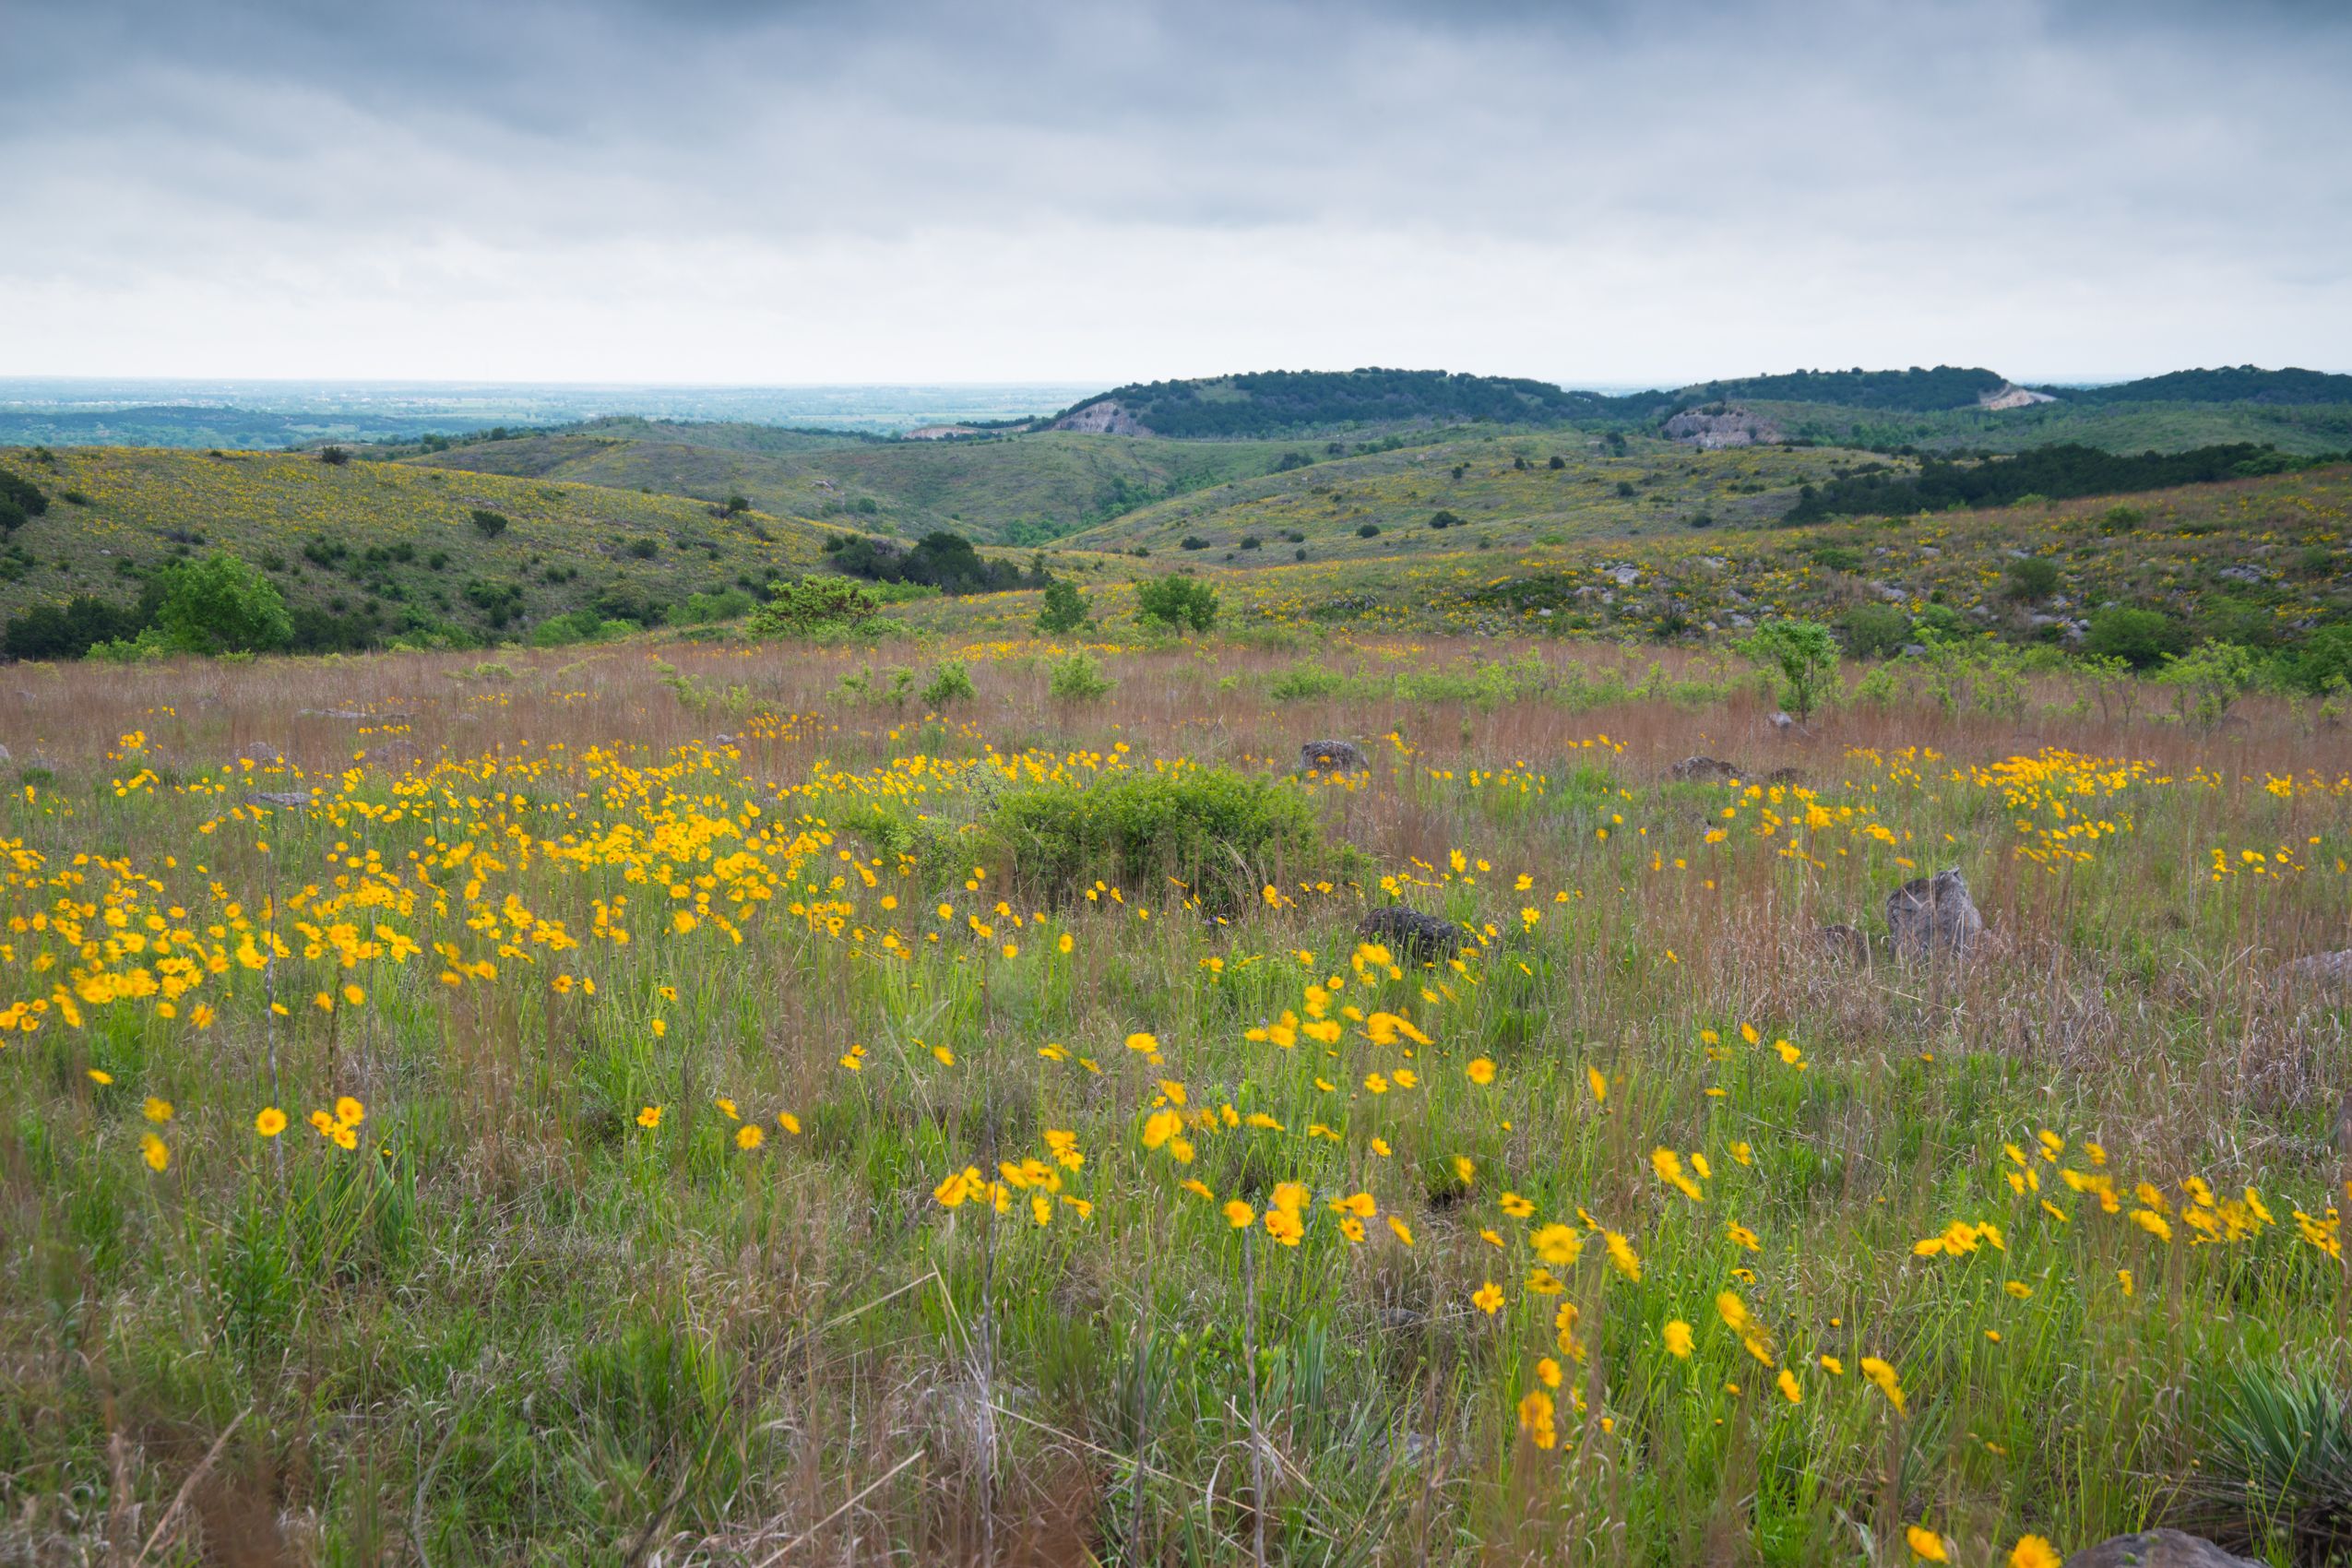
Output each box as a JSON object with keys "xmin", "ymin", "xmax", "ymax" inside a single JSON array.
[
  {"xmin": 1740, "ymin": 618, "xmax": 1839, "ymax": 723},
  {"xmin": 317, "ymin": 445, "xmax": 350, "ymax": 467},
  {"xmin": 469, "ymin": 508, "xmax": 509, "ymax": 539},
  {"xmin": 1134, "ymin": 575, "xmax": 1218, "ymax": 634},
  {"xmin": 1036, "ymin": 577, "xmax": 1091, "ymax": 636},
  {"xmin": 2159, "ymin": 640, "xmax": 2257, "ymax": 728},
  {"xmin": 725, "ymin": 494, "xmax": 751, "ymax": 515},
  {"xmin": 2004, "ymin": 556, "xmax": 2061, "ymax": 601},
  {"xmin": 151, "ymin": 552, "xmax": 293, "ymax": 655}
]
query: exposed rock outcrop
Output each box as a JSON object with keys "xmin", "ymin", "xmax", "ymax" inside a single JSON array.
[
  {"xmin": 1886, "ymin": 868, "xmax": 1984, "ymax": 961},
  {"xmin": 1357, "ymin": 907, "xmax": 1465, "ymax": 962},
  {"xmin": 1050, "ymin": 399, "xmax": 1154, "ymax": 436},
  {"xmin": 1301, "ymin": 740, "xmax": 1370, "ymax": 773},
  {"xmin": 2064, "ymin": 1530, "xmax": 2261, "ymax": 1568},
  {"xmin": 1663, "ymin": 405, "xmax": 1784, "ymax": 449}
]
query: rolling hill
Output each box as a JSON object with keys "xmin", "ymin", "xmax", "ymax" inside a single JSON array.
[
  {"xmin": 398, "ymin": 422, "xmax": 1334, "ymax": 543},
  {"xmin": 0, "ymin": 446, "xmax": 836, "ymax": 654},
  {"xmin": 1039, "ymin": 368, "xmax": 1645, "ymax": 438}
]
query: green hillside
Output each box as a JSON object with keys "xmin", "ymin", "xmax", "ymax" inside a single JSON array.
[
  {"xmin": 1045, "ymin": 368, "xmax": 1633, "ymax": 437},
  {"xmin": 1055, "ymin": 430, "xmax": 1858, "ymax": 562},
  {"xmin": 1673, "ymin": 365, "xmax": 2005, "ymax": 411},
  {"xmin": 401, "ymin": 424, "xmax": 1326, "ymax": 543},
  {"xmin": 0, "ymin": 446, "xmax": 832, "ymax": 654},
  {"xmin": 2043, "ymin": 365, "xmax": 2352, "ymax": 406}
]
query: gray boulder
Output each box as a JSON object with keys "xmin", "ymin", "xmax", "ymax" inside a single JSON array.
[
  {"xmin": 2065, "ymin": 1530, "xmax": 2262, "ymax": 1568},
  {"xmin": 1300, "ymin": 740, "xmax": 1370, "ymax": 773},
  {"xmin": 1357, "ymin": 907, "xmax": 1465, "ymax": 962},
  {"xmin": 2281, "ymin": 950, "xmax": 2352, "ymax": 987},
  {"xmin": 1886, "ymin": 868, "xmax": 1984, "ymax": 961},
  {"xmin": 1669, "ymin": 755, "xmax": 1742, "ymax": 783}
]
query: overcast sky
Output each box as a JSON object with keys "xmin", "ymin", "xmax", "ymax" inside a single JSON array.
[{"xmin": 4, "ymin": 0, "xmax": 2346, "ymax": 386}]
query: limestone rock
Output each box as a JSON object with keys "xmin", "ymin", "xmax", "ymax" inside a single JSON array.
[
  {"xmin": 1669, "ymin": 755, "xmax": 1742, "ymax": 783},
  {"xmin": 2064, "ymin": 1530, "xmax": 2262, "ymax": 1568},
  {"xmin": 1300, "ymin": 740, "xmax": 1369, "ymax": 773},
  {"xmin": 1886, "ymin": 868, "xmax": 1983, "ymax": 961}
]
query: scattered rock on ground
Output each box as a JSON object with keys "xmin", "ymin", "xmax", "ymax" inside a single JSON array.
[
  {"xmin": 1357, "ymin": 907, "xmax": 1465, "ymax": 962},
  {"xmin": 1885, "ymin": 868, "xmax": 1984, "ymax": 961},
  {"xmin": 1301, "ymin": 740, "xmax": 1370, "ymax": 773},
  {"xmin": 245, "ymin": 791, "xmax": 313, "ymax": 810},
  {"xmin": 1768, "ymin": 711, "xmax": 1795, "ymax": 732},
  {"xmin": 2064, "ymin": 1530, "xmax": 2263, "ymax": 1568},
  {"xmin": 1669, "ymin": 755, "xmax": 1742, "ymax": 783}
]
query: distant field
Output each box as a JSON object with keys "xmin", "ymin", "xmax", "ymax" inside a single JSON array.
[
  {"xmin": 899, "ymin": 464, "xmax": 2352, "ymax": 649},
  {"xmin": 0, "ymin": 447, "xmax": 831, "ymax": 648},
  {"xmin": 1751, "ymin": 398, "xmax": 2352, "ymax": 457}
]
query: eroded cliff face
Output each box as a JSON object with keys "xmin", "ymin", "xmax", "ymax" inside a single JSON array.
[
  {"xmin": 1051, "ymin": 399, "xmax": 1155, "ymax": 435},
  {"xmin": 1978, "ymin": 385, "xmax": 2057, "ymax": 410},
  {"xmin": 1662, "ymin": 405, "xmax": 1783, "ymax": 448}
]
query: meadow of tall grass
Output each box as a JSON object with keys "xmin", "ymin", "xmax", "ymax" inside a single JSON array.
[{"xmin": 0, "ymin": 635, "xmax": 2345, "ymax": 1564}]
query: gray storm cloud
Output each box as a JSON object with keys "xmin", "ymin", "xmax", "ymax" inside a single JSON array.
[{"xmin": 3, "ymin": 0, "xmax": 2346, "ymax": 382}]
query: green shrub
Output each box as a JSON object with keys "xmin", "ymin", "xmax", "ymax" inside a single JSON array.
[
  {"xmin": 2182, "ymin": 1362, "xmax": 2352, "ymax": 1562},
  {"xmin": 1356, "ymin": 523, "xmax": 1380, "ymax": 539},
  {"xmin": 149, "ymin": 552, "xmax": 293, "ymax": 655},
  {"xmin": 2158, "ymin": 640, "xmax": 2257, "ymax": 727},
  {"xmin": 1047, "ymin": 651, "xmax": 1115, "ymax": 700},
  {"xmin": 745, "ymin": 576, "xmax": 881, "ymax": 637},
  {"xmin": 1740, "ymin": 618, "xmax": 1838, "ymax": 721},
  {"xmin": 2288, "ymin": 623, "xmax": 2352, "ymax": 694},
  {"xmin": 469, "ymin": 508, "xmax": 509, "ymax": 538},
  {"xmin": 1134, "ymin": 574, "xmax": 1218, "ymax": 633},
  {"xmin": 1036, "ymin": 577, "xmax": 1092, "ymax": 636},
  {"xmin": 1810, "ymin": 545, "xmax": 1863, "ymax": 573},
  {"xmin": 2003, "ymin": 556, "xmax": 2061, "ymax": 601},
  {"xmin": 979, "ymin": 766, "xmax": 1337, "ymax": 911},
  {"xmin": 2085, "ymin": 606, "xmax": 2188, "ymax": 669},
  {"xmin": 921, "ymin": 659, "xmax": 976, "ymax": 706},
  {"xmin": 1838, "ymin": 602, "xmax": 1911, "ymax": 659},
  {"xmin": 1269, "ymin": 662, "xmax": 1348, "ymax": 700}
]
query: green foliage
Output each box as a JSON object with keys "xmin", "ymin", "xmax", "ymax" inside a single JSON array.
[
  {"xmin": 1133, "ymin": 574, "xmax": 1219, "ymax": 633},
  {"xmin": 745, "ymin": 576, "xmax": 881, "ymax": 637},
  {"xmin": 2085, "ymin": 607, "xmax": 2189, "ymax": 669},
  {"xmin": 2003, "ymin": 555, "xmax": 2061, "ymax": 600},
  {"xmin": 1838, "ymin": 602, "xmax": 1912, "ymax": 659},
  {"xmin": 4, "ymin": 594, "xmax": 143, "ymax": 660},
  {"xmin": 0, "ymin": 467, "xmax": 48, "ymax": 533},
  {"xmin": 1787, "ymin": 443, "xmax": 2307, "ymax": 524},
  {"xmin": 1740, "ymin": 618, "xmax": 1839, "ymax": 720},
  {"xmin": 1269, "ymin": 662, "xmax": 1348, "ymax": 701},
  {"xmin": 920, "ymin": 659, "xmax": 976, "ymax": 706},
  {"xmin": 980, "ymin": 766, "xmax": 1336, "ymax": 910},
  {"xmin": 469, "ymin": 508, "xmax": 509, "ymax": 538},
  {"xmin": 1053, "ymin": 368, "xmax": 1615, "ymax": 438},
  {"xmin": 825, "ymin": 529, "xmax": 1037, "ymax": 595},
  {"xmin": 1035, "ymin": 576, "xmax": 1092, "ymax": 636},
  {"xmin": 2184, "ymin": 1362, "xmax": 2352, "ymax": 1561},
  {"xmin": 666, "ymin": 588, "xmax": 756, "ymax": 626},
  {"xmin": 1046, "ymin": 650, "xmax": 1115, "ymax": 700},
  {"xmin": 149, "ymin": 551, "xmax": 293, "ymax": 655},
  {"xmin": 1681, "ymin": 364, "xmax": 2004, "ymax": 411},
  {"xmin": 2158, "ymin": 640, "xmax": 2257, "ymax": 727}
]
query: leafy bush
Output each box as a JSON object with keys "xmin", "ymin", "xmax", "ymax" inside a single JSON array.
[
  {"xmin": 2287, "ymin": 623, "xmax": 2352, "ymax": 694},
  {"xmin": 1838, "ymin": 602, "xmax": 1911, "ymax": 659},
  {"xmin": 1269, "ymin": 663, "xmax": 1348, "ymax": 700},
  {"xmin": 1134, "ymin": 574, "xmax": 1218, "ymax": 633},
  {"xmin": 469, "ymin": 508, "xmax": 509, "ymax": 539},
  {"xmin": 1740, "ymin": 618, "xmax": 1838, "ymax": 721},
  {"xmin": 1429, "ymin": 510, "xmax": 1464, "ymax": 529},
  {"xmin": 1356, "ymin": 523, "xmax": 1380, "ymax": 539},
  {"xmin": 4, "ymin": 594, "xmax": 142, "ymax": 660},
  {"xmin": 2085, "ymin": 606, "xmax": 2188, "ymax": 669},
  {"xmin": 2004, "ymin": 556, "xmax": 2061, "ymax": 601},
  {"xmin": 1035, "ymin": 577, "xmax": 1092, "ymax": 636},
  {"xmin": 2158, "ymin": 640, "xmax": 2257, "ymax": 727},
  {"xmin": 921, "ymin": 659, "xmax": 976, "ymax": 706},
  {"xmin": 1047, "ymin": 651, "xmax": 1115, "ymax": 700},
  {"xmin": 745, "ymin": 576, "xmax": 881, "ymax": 637},
  {"xmin": 1810, "ymin": 546, "xmax": 1863, "ymax": 573},
  {"xmin": 148, "ymin": 552, "xmax": 292, "ymax": 655},
  {"xmin": 979, "ymin": 767, "xmax": 1336, "ymax": 911},
  {"xmin": 625, "ymin": 538, "xmax": 659, "ymax": 559},
  {"xmin": 0, "ymin": 468, "xmax": 47, "ymax": 533},
  {"xmin": 667, "ymin": 588, "xmax": 756, "ymax": 627}
]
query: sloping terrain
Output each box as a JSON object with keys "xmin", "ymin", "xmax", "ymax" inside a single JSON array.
[
  {"xmin": 402, "ymin": 423, "xmax": 1312, "ymax": 543},
  {"xmin": 0, "ymin": 446, "xmax": 834, "ymax": 650}
]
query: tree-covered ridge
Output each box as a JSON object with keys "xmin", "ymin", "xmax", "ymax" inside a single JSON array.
[
  {"xmin": 1678, "ymin": 366, "xmax": 2007, "ymax": 411},
  {"xmin": 1055, "ymin": 369, "xmax": 1623, "ymax": 437},
  {"xmin": 1781, "ymin": 441, "xmax": 2325, "ymax": 523},
  {"xmin": 2047, "ymin": 366, "xmax": 2352, "ymax": 406}
]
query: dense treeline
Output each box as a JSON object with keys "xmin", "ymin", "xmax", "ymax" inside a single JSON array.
[
  {"xmin": 1678, "ymin": 366, "xmax": 2005, "ymax": 412},
  {"xmin": 1782, "ymin": 442, "xmax": 2322, "ymax": 523},
  {"xmin": 2043, "ymin": 366, "xmax": 2352, "ymax": 407},
  {"xmin": 1060, "ymin": 370, "xmax": 1622, "ymax": 437},
  {"xmin": 822, "ymin": 529, "xmax": 1046, "ymax": 594}
]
